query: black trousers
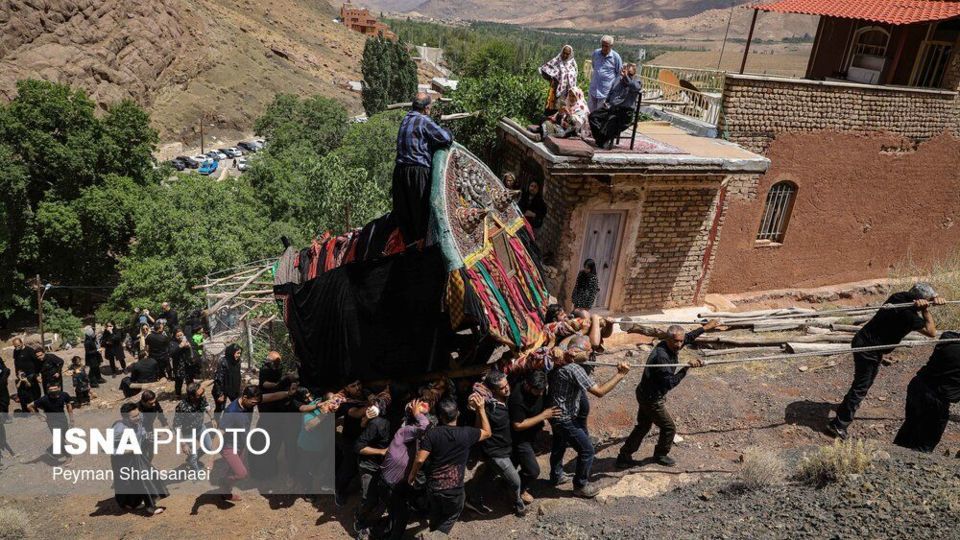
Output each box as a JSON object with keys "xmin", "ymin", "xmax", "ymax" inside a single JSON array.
[
  {"xmin": 428, "ymin": 487, "xmax": 465, "ymax": 534},
  {"xmin": 0, "ymin": 376, "xmax": 9, "ymax": 413},
  {"xmin": 894, "ymin": 376, "xmax": 951, "ymax": 453},
  {"xmin": 513, "ymin": 441, "xmax": 540, "ymax": 492},
  {"xmin": 392, "ymin": 164, "xmax": 432, "ymax": 245},
  {"xmin": 18, "ymin": 377, "xmax": 41, "ymax": 411},
  {"xmin": 588, "ymin": 106, "xmax": 633, "ymax": 148},
  {"xmin": 106, "ymin": 348, "xmax": 126, "ymax": 375},
  {"xmin": 335, "ymin": 440, "xmax": 359, "ymax": 498},
  {"xmin": 835, "ymin": 352, "xmax": 882, "ymax": 429},
  {"xmin": 385, "ymin": 481, "xmax": 413, "ymax": 540},
  {"xmin": 619, "ymin": 396, "xmax": 677, "ymax": 459},
  {"xmin": 86, "ymin": 352, "xmax": 103, "ymax": 385}
]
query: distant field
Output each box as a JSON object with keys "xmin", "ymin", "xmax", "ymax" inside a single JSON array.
[{"xmin": 649, "ymin": 45, "xmax": 812, "ymax": 77}]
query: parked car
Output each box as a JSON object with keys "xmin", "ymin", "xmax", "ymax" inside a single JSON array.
[
  {"xmin": 198, "ymin": 160, "xmax": 218, "ymax": 175},
  {"xmin": 206, "ymin": 150, "xmax": 227, "ymax": 161},
  {"xmin": 168, "ymin": 158, "xmax": 187, "ymax": 171},
  {"xmin": 254, "ymin": 138, "xmax": 266, "ymax": 148},
  {"xmin": 191, "ymin": 154, "xmax": 208, "ymax": 165},
  {"xmin": 176, "ymin": 155, "xmax": 200, "ymax": 169},
  {"xmin": 237, "ymin": 157, "xmax": 250, "ymax": 171},
  {"xmin": 221, "ymin": 147, "xmax": 242, "ymax": 158},
  {"xmin": 237, "ymin": 141, "xmax": 259, "ymax": 153}
]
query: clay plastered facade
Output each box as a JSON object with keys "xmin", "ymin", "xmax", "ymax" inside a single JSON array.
[{"xmin": 710, "ymin": 75, "xmax": 960, "ymax": 293}]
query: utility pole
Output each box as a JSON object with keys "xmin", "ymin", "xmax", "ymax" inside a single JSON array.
[
  {"xmin": 200, "ymin": 116, "xmax": 205, "ymax": 154},
  {"xmin": 32, "ymin": 275, "xmax": 47, "ymax": 352}
]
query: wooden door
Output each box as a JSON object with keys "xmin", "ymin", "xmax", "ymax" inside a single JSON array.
[{"xmin": 579, "ymin": 211, "xmax": 624, "ymax": 310}]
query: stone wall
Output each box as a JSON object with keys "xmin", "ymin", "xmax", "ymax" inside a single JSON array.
[{"xmin": 720, "ymin": 74, "xmax": 960, "ymax": 154}]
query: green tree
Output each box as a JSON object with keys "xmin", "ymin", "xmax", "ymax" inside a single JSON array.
[
  {"xmin": 99, "ymin": 100, "xmax": 159, "ymax": 183},
  {"xmin": 463, "ymin": 39, "xmax": 517, "ymax": 78},
  {"xmin": 0, "ymin": 80, "xmax": 159, "ymax": 318},
  {"xmin": 361, "ymin": 37, "xmax": 418, "ymax": 116},
  {"xmin": 254, "ymin": 94, "xmax": 349, "ymax": 156},
  {"xmin": 441, "ymin": 71, "xmax": 545, "ymax": 162},
  {"xmin": 334, "ymin": 109, "xmax": 404, "ymax": 191}
]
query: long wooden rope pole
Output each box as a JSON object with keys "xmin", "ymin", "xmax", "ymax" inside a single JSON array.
[
  {"xmin": 605, "ymin": 300, "xmax": 960, "ymax": 326},
  {"xmin": 585, "ymin": 337, "xmax": 960, "ymax": 370}
]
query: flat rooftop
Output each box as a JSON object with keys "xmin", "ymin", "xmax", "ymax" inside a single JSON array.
[{"xmin": 499, "ymin": 119, "xmax": 770, "ymax": 174}]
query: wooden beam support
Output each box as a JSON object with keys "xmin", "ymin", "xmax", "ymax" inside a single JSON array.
[{"xmin": 740, "ymin": 9, "xmax": 759, "ymax": 74}]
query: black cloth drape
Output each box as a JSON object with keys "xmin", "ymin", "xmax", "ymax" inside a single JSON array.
[{"xmin": 277, "ymin": 246, "xmax": 450, "ymax": 390}]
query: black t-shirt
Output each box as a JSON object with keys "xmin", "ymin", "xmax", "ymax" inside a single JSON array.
[
  {"xmin": 33, "ymin": 391, "xmax": 72, "ymax": 413},
  {"xmin": 508, "ymin": 384, "xmax": 545, "ymax": 445},
  {"xmin": 481, "ymin": 401, "xmax": 512, "ymax": 458},
  {"xmin": 854, "ymin": 292, "xmax": 926, "ymax": 353},
  {"xmin": 257, "ymin": 362, "xmax": 285, "ymax": 412},
  {"xmin": 421, "ymin": 425, "xmax": 481, "ymax": 491},
  {"xmin": 145, "ymin": 332, "xmax": 171, "ymax": 361},
  {"xmin": 337, "ymin": 401, "xmax": 367, "ymax": 444},
  {"xmin": 13, "ymin": 346, "xmax": 39, "ymax": 376},
  {"xmin": 130, "ymin": 357, "xmax": 160, "ymax": 383},
  {"xmin": 919, "ymin": 331, "xmax": 960, "ymax": 403},
  {"xmin": 354, "ymin": 416, "xmax": 392, "ymax": 472}
]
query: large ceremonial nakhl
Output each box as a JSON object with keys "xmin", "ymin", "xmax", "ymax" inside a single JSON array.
[{"xmin": 274, "ymin": 143, "xmax": 550, "ymax": 389}]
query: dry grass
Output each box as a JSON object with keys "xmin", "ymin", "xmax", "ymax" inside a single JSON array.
[
  {"xmin": 795, "ymin": 439, "xmax": 874, "ymax": 487},
  {"xmin": 0, "ymin": 508, "xmax": 30, "ymax": 540},
  {"xmin": 736, "ymin": 446, "xmax": 787, "ymax": 490},
  {"xmin": 890, "ymin": 253, "xmax": 960, "ymax": 330}
]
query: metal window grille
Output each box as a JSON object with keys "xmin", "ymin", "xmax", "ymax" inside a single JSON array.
[
  {"xmin": 756, "ymin": 182, "xmax": 796, "ymax": 243},
  {"xmin": 912, "ymin": 41, "xmax": 954, "ymax": 88}
]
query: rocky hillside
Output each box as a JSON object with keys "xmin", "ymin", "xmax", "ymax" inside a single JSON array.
[
  {"xmin": 362, "ymin": 0, "xmax": 815, "ymax": 41},
  {"xmin": 1, "ymin": 0, "xmax": 369, "ymax": 140}
]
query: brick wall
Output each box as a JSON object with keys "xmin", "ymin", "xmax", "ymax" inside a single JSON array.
[
  {"xmin": 623, "ymin": 181, "xmax": 721, "ymax": 309},
  {"xmin": 720, "ymin": 74, "xmax": 960, "ymax": 154}
]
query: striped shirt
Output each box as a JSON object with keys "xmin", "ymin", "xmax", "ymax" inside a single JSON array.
[
  {"xmin": 547, "ymin": 362, "xmax": 596, "ymax": 422},
  {"xmin": 395, "ymin": 110, "xmax": 453, "ymax": 168}
]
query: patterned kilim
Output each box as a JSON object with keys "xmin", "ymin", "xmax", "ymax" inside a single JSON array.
[{"xmin": 431, "ymin": 144, "xmax": 551, "ymax": 351}]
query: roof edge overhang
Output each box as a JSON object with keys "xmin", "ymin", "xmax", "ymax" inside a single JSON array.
[
  {"xmin": 748, "ymin": 0, "xmax": 960, "ymax": 26},
  {"xmin": 498, "ymin": 120, "xmax": 771, "ymax": 176}
]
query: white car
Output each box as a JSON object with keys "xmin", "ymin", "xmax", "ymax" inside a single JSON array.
[
  {"xmin": 237, "ymin": 157, "xmax": 250, "ymax": 171},
  {"xmin": 221, "ymin": 147, "xmax": 242, "ymax": 158},
  {"xmin": 191, "ymin": 154, "xmax": 208, "ymax": 165}
]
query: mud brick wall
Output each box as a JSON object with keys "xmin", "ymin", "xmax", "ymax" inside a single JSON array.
[
  {"xmin": 719, "ymin": 75, "xmax": 960, "ymax": 154},
  {"xmin": 623, "ymin": 181, "xmax": 722, "ymax": 310}
]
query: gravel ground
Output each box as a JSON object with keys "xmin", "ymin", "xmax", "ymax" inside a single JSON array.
[{"xmin": 528, "ymin": 446, "xmax": 960, "ymax": 540}]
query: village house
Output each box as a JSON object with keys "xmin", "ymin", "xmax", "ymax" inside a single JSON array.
[
  {"xmin": 498, "ymin": 0, "xmax": 960, "ymax": 313},
  {"xmin": 339, "ymin": 3, "xmax": 396, "ymax": 40}
]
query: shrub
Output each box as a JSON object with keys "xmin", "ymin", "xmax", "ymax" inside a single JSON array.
[
  {"xmin": 42, "ymin": 300, "xmax": 83, "ymax": 347},
  {"xmin": 795, "ymin": 439, "xmax": 873, "ymax": 486},
  {"xmin": 736, "ymin": 446, "xmax": 786, "ymax": 490},
  {"xmin": 0, "ymin": 507, "xmax": 30, "ymax": 540}
]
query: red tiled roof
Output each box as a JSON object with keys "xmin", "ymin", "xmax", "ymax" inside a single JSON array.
[{"xmin": 750, "ymin": 0, "xmax": 960, "ymax": 25}]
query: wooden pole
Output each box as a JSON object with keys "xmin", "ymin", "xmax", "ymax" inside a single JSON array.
[
  {"xmin": 35, "ymin": 275, "xmax": 46, "ymax": 352},
  {"xmin": 740, "ymin": 9, "xmax": 759, "ymax": 74}
]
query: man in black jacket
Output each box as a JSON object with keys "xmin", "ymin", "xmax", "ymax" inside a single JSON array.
[
  {"xmin": 353, "ymin": 405, "xmax": 392, "ymax": 536},
  {"xmin": 12, "ymin": 338, "xmax": 40, "ymax": 410},
  {"xmin": 37, "ymin": 348, "xmax": 64, "ymax": 395},
  {"xmin": 159, "ymin": 302, "xmax": 178, "ymax": 333},
  {"xmin": 588, "ymin": 63, "xmax": 641, "ymax": 149},
  {"xmin": 828, "ymin": 283, "xmax": 944, "ymax": 440},
  {"xmin": 145, "ymin": 321, "xmax": 172, "ymax": 380},
  {"xmin": 894, "ymin": 330, "xmax": 960, "ymax": 453},
  {"xmin": 616, "ymin": 319, "xmax": 718, "ymax": 468}
]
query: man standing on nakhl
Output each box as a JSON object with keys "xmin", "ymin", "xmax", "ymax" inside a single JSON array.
[
  {"xmin": 393, "ymin": 92, "xmax": 452, "ymax": 247},
  {"xmin": 587, "ymin": 35, "xmax": 622, "ymax": 112},
  {"xmin": 828, "ymin": 282, "xmax": 944, "ymax": 440}
]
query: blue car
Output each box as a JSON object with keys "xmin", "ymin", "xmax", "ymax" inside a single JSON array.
[{"xmin": 198, "ymin": 160, "xmax": 218, "ymax": 175}]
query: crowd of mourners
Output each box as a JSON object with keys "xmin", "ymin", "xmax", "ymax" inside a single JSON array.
[{"xmin": 537, "ymin": 35, "xmax": 642, "ymax": 149}]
